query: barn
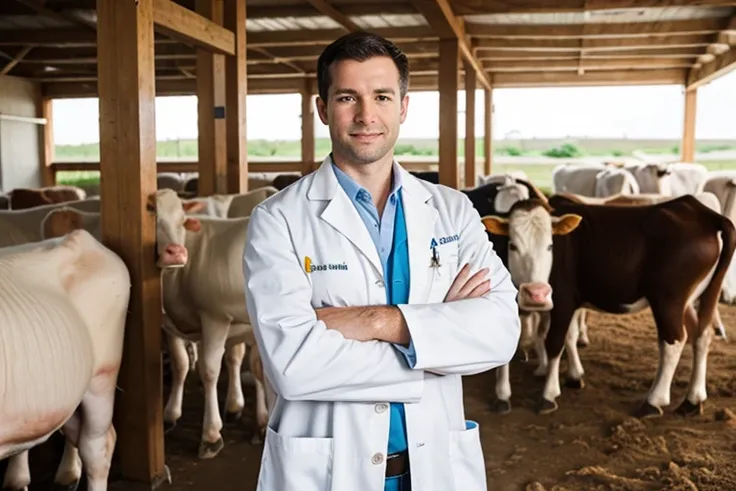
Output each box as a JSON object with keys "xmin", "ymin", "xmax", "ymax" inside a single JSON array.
[{"xmin": 1, "ymin": 0, "xmax": 736, "ymax": 490}]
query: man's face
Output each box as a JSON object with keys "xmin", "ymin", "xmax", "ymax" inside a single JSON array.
[{"xmin": 316, "ymin": 56, "xmax": 409, "ymax": 166}]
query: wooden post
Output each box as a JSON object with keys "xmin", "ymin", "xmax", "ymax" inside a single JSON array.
[
  {"xmin": 96, "ymin": 0, "xmax": 167, "ymax": 486},
  {"xmin": 224, "ymin": 0, "xmax": 247, "ymax": 193},
  {"xmin": 463, "ymin": 60, "xmax": 476, "ymax": 189},
  {"xmin": 438, "ymin": 39, "xmax": 459, "ymax": 189},
  {"xmin": 681, "ymin": 88, "xmax": 697, "ymax": 163},
  {"xmin": 484, "ymin": 87, "xmax": 492, "ymax": 175},
  {"xmin": 38, "ymin": 98, "xmax": 55, "ymax": 186},
  {"xmin": 196, "ymin": 0, "xmax": 227, "ymax": 195},
  {"xmin": 301, "ymin": 78, "xmax": 315, "ymax": 176}
]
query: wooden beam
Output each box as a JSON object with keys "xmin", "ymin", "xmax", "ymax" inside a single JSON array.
[
  {"xmin": 681, "ymin": 88, "xmax": 697, "ymax": 162},
  {"xmin": 411, "ymin": 0, "xmax": 491, "ymax": 91},
  {"xmin": 153, "ymin": 0, "xmax": 235, "ymax": 56},
  {"xmin": 491, "ymin": 68, "xmax": 687, "ymax": 87},
  {"xmin": 12, "ymin": 0, "xmax": 98, "ymax": 30},
  {"xmin": 52, "ymin": 160, "xmax": 308, "ymax": 174},
  {"xmin": 304, "ymin": 0, "xmax": 362, "ymax": 31},
  {"xmin": 687, "ymin": 48, "xmax": 736, "ymax": 88},
  {"xmin": 477, "ymin": 47, "xmax": 705, "ymax": 59},
  {"xmin": 465, "ymin": 17, "xmax": 729, "ymax": 39},
  {"xmin": 474, "ymin": 34, "xmax": 713, "ymax": 51},
  {"xmin": 484, "ymin": 57, "xmax": 693, "ymax": 71},
  {"xmin": 301, "ymin": 79, "xmax": 316, "ymax": 176},
  {"xmin": 196, "ymin": 0, "xmax": 228, "ymax": 196},
  {"xmin": 0, "ymin": 27, "xmax": 181, "ymax": 47},
  {"xmin": 450, "ymin": 0, "xmax": 736, "ymax": 15},
  {"xmin": 438, "ymin": 39, "xmax": 459, "ymax": 189},
  {"xmin": 96, "ymin": 0, "xmax": 167, "ymax": 486},
  {"xmin": 38, "ymin": 98, "xmax": 55, "ymax": 186},
  {"xmin": 0, "ymin": 46, "xmax": 32, "ymax": 75},
  {"xmin": 463, "ymin": 59, "xmax": 476, "ymax": 189},
  {"xmin": 247, "ymin": 2, "xmax": 417, "ymax": 18},
  {"xmin": 483, "ymin": 87, "xmax": 492, "ymax": 175},
  {"xmin": 225, "ymin": 0, "xmax": 248, "ymax": 194},
  {"xmin": 247, "ymin": 26, "xmax": 436, "ymax": 48}
]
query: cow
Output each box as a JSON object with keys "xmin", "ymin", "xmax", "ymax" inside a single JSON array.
[
  {"xmin": 0, "ymin": 198, "xmax": 100, "ymax": 248},
  {"xmin": 157, "ymin": 172, "xmax": 186, "ymax": 192},
  {"xmin": 552, "ymin": 163, "xmax": 639, "ymax": 197},
  {"xmin": 477, "ymin": 171, "xmax": 530, "ymax": 187},
  {"xmin": 482, "ymin": 195, "xmax": 736, "ymax": 418},
  {"xmin": 701, "ymin": 172, "xmax": 736, "ymax": 304},
  {"xmin": 227, "ymin": 186, "xmax": 279, "ymax": 218},
  {"xmin": 148, "ymin": 189, "xmax": 272, "ymax": 458},
  {"xmin": 271, "ymin": 173, "xmax": 301, "ymax": 190},
  {"xmin": 9, "ymin": 185, "xmax": 87, "ymax": 210},
  {"xmin": 0, "ymin": 194, "xmax": 8, "ymax": 210},
  {"xmin": 0, "ymin": 229, "xmax": 131, "ymax": 491},
  {"xmin": 546, "ymin": 192, "xmax": 730, "ymax": 348}
]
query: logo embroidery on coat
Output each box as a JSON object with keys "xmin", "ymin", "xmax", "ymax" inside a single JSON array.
[
  {"xmin": 430, "ymin": 234, "xmax": 460, "ymax": 248},
  {"xmin": 304, "ymin": 256, "xmax": 348, "ymax": 273}
]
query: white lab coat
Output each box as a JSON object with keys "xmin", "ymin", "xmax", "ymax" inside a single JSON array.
[{"xmin": 243, "ymin": 157, "xmax": 521, "ymax": 491}]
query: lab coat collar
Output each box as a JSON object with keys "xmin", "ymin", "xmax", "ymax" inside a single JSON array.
[{"xmin": 309, "ymin": 155, "xmax": 439, "ymax": 303}]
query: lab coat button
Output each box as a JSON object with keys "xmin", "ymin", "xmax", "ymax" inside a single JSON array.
[
  {"xmin": 376, "ymin": 279, "xmax": 385, "ymax": 288},
  {"xmin": 371, "ymin": 453, "xmax": 384, "ymax": 465},
  {"xmin": 375, "ymin": 403, "xmax": 388, "ymax": 413}
]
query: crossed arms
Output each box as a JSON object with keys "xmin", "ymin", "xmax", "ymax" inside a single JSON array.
[{"xmin": 243, "ymin": 200, "xmax": 521, "ymax": 403}]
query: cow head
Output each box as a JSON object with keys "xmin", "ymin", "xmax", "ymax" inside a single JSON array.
[
  {"xmin": 481, "ymin": 199, "xmax": 582, "ymax": 311},
  {"xmin": 147, "ymin": 189, "xmax": 206, "ymax": 268},
  {"xmin": 494, "ymin": 179, "xmax": 530, "ymax": 214}
]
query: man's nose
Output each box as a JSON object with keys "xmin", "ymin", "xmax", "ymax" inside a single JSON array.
[{"xmin": 355, "ymin": 101, "xmax": 377, "ymax": 124}]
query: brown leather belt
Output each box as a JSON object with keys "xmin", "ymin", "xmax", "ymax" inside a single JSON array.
[{"xmin": 385, "ymin": 451, "xmax": 409, "ymax": 477}]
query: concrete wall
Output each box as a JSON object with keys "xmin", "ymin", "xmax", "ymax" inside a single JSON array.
[{"xmin": 0, "ymin": 75, "xmax": 43, "ymax": 192}]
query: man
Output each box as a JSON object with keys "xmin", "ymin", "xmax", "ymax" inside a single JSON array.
[{"xmin": 243, "ymin": 32, "xmax": 520, "ymax": 491}]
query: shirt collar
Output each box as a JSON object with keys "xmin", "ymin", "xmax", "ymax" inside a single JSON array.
[{"xmin": 330, "ymin": 153, "xmax": 403, "ymax": 203}]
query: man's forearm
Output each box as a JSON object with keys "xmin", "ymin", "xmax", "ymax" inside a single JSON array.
[{"xmin": 315, "ymin": 305, "xmax": 411, "ymax": 346}]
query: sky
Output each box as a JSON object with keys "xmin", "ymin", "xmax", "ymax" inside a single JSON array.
[{"xmin": 52, "ymin": 70, "xmax": 736, "ymax": 145}]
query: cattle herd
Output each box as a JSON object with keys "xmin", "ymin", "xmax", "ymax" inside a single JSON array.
[{"xmin": 1, "ymin": 160, "xmax": 736, "ymax": 490}]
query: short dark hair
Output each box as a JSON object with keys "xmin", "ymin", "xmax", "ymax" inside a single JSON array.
[{"xmin": 316, "ymin": 32, "xmax": 409, "ymax": 102}]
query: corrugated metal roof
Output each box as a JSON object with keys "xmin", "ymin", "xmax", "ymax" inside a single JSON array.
[
  {"xmin": 465, "ymin": 6, "xmax": 734, "ymax": 25},
  {"xmin": 246, "ymin": 13, "xmax": 427, "ymax": 32}
]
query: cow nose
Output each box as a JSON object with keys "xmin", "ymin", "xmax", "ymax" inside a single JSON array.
[
  {"xmin": 161, "ymin": 244, "xmax": 188, "ymax": 267},
  {"xmin": 521, "ymin": 282, "xmax": 552, "ymax": 303}
]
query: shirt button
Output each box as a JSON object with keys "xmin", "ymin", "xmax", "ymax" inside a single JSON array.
[
  {"xmin": 375, "ymin": 403, "xmax": 388, "ymax": 413},
  {"xmin": 376, "ymin": 280, "xmax": 385, "ymax": 288},
  {"xmin": 371, "ymin": 452, "xmax": 384, "ymax": 465}
]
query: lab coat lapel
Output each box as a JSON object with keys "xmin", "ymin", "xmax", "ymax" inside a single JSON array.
[
  {"xmin": 400, "ymin": 168, "xmax": 439, "ymax": 304},
  {"xmin": 308, "ymin": 159, "xmax": 384, "ymax": 277}
]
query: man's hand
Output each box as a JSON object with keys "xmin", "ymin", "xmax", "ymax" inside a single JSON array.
[
  {"xmin": 444, "ymin": 264, "xmax": 491, "ymax": 302},
  {"xmin": 315, "ymin": 305, "xmax": 410, "ymax": 345}
]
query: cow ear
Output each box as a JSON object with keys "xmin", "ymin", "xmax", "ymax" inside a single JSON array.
[
  {"xmin": 481, "ymin": 216, "xmax": 509, "ymax": 236},
  {"xmin": 551, "ymin": 214, "xmax": 582, "ymax": 235}
]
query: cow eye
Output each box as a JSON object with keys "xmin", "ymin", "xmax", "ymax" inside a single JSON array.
[
  {"xmin": 509, "ymin": 243, "xmax": 518, "ymax": 251},
  {"xmin": 547, "ymin": 244, "xmax": 553, "ymax": 252}
]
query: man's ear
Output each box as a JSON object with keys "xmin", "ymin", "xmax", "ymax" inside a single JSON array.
[{"xmin": 316, "ymin": 96, "xmax": 329, "ymax": 125}]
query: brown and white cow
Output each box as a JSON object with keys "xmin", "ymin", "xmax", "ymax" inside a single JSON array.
[
  {"xmin": 483, "ymin": 195, "xmax": 736, "ymax": 417},
  {"xmin": 9, "ymin": 185, "xmax": 87, "ymax": 210},
  {"xmin": 0, "ymin": 229, "xmax": 131, "ymax": 491}
]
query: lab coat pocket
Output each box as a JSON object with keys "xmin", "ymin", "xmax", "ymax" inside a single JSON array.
[
  {"xmin": 448, "ymin": 420, "xmax": 487, "ymax": 491},
  {"xmin": 258, "ymin": 425, "xmax": 334, "ymax": 491}
]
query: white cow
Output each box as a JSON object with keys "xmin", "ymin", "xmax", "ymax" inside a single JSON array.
[
  {"xmin": 227, "ymin": 186, "xmax": 279, "ymax": 218},
  {"xmin": 150, "ymin": 190, "xmax": 272, "ymax": 458},
  {"xmin": 552, "ymin": 163, "xmax": 639, "ymax": 197},
  {"xmin": 0, "ymin": 229, "xmax": 131, "ymax": 491},
  {"xmin": 0, "ymin": 198, "xmax": 100, "ymax": 247},
  {"xmin": 702, "ymin": 171, "xmax": 736, "ymax": 304},
  {"xmin": 623, "ymin": 162, "xmax": 707, "ymax": 197}
]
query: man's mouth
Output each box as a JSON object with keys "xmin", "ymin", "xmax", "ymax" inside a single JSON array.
[{"xmin": 350, "ymin": 133, "xmax": 382, "ymax": 142}]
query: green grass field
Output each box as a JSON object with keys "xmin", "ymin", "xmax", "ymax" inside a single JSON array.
[{"xmin": 53, "ymin": 138, "xmax": 736, "ymax": 191}]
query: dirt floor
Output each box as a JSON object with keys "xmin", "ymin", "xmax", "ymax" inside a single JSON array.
[{"xmin": 7, "ymin": 305, "xmax": 736, "ymax": 491}]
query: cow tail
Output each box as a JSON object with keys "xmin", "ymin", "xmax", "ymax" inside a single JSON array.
[{"xmin": 697, "ymin": 212, "xmax": 736, "ymax": 333}]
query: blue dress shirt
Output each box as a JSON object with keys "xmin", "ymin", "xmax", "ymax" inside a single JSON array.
[{"xmin": 332, "ymin": 161, "xmax": 414, "ymax": 491}]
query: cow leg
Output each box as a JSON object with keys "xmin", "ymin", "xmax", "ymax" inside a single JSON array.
[
  {"xmin": 577, "ymin": 309, "xmax": 590, "ymax": 348},
  {"xmin": 713, "ymin": 306, "xmax": 727, "ymax": 341},
  {"xmin": 77, "ymin": 368, "xmax": 119, "ymax": 491},
  {"xmin": 187, "ymin": 341, "xmax": 199, "ymax": 372},
  {"xmin": 53, "ymin": 410, "xmax": 82, "ymax": 490},
  {"xmin": 3, "ymin": 451, "xmax": 30, "ymax": 490},
  {"xmin": 492, "ymin": 363, "xmax": 512, "ymax": 414},
  {"xmin": 677, "ymin": 304, "xmax": 712, "ymax": 416},
  {"xmin": 636, "ymin": 301, "xmax": 687, "ymax": 418},
  {"xmin": 163, "ymin": 332, "xmax": 189, "ymax": 432},
  {"xmin": 197, "ymin": 315, "xmax": 229, "ymax": 459},
  {"xmin": 248, "ymin": 343, "xmax": 270, "ymax": 443},
  {"xmin": 538, "ymin": 308, "xmax": 574, "ymax": 414},
  {"xmin": 564, "ymin": 315, "xmax": 585, "ymax": 389},
  {"xmin": 223, "ymin": 341, "xmax": 246, "ymax": 422},
  {"xmin": 533, "ymin": 313, "xmax": 550, "ymax": 377}
]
